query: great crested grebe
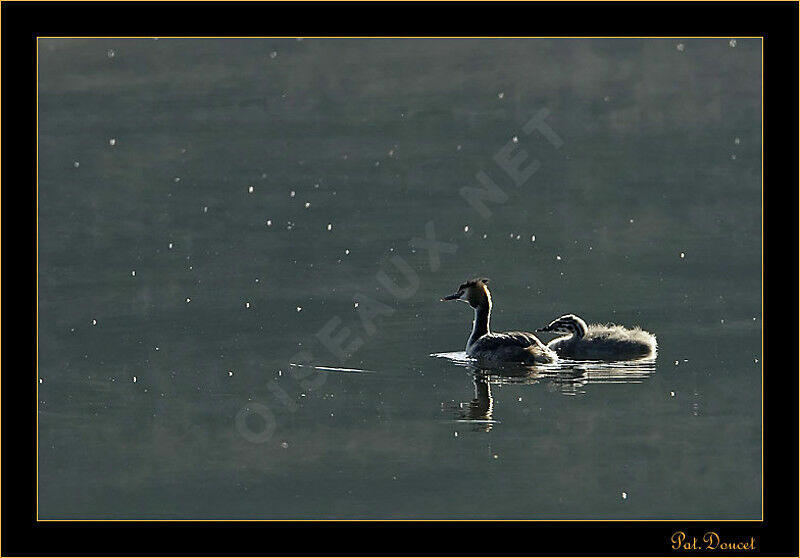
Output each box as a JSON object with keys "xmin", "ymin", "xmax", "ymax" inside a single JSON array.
[
  {"xmin": 441, "ymin": 278, "xmax": 557, "ymax": 365},
  {"xmin": 536, "ymin": 314, "xmax": 657, "ymax": 361}
]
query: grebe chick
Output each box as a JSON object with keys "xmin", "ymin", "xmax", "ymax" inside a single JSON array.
[
  {"xmin": 536, "ymin": 314, "xmax": 657, "ymax": 361},
  {"xmin": 441, "ymin": 278, "xmax": 557, "ymax": 365}
]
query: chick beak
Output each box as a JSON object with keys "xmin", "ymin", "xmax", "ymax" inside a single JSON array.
[{"xmin": 441, "ymin": 293, "xmax": 460, "ymax": 301}]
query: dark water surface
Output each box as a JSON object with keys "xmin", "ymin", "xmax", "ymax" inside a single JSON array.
[{"xmin": 37, "ymin": 38, "xmax": 761, "ymax": 519}]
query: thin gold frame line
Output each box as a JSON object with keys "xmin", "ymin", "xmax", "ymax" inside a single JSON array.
[
  {"xmin": 37, "ymin": 35, "xmax": 764, "ymax": 38},
  {"xmin": 34, "ymin": 35, "xmax": 766, "ymax": 523}
]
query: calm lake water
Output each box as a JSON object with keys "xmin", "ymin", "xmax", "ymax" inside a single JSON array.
[{"xmin": 37, "ymin": 38, "xmax": 761, "ymax": 519}]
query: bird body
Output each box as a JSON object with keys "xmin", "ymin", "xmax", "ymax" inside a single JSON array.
[
  {"xmin": 442, "ymin": 278, "xmax": 556, "ymax": 365},
  {"xmin": 537, "ymin": 314, "xmax": 657, "ymax": 361},
  {"xmin": 468, "ymin": 331, "xmax": 556, "ymax": 364}
]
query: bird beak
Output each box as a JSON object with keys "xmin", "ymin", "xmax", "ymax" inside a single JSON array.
[{"xmin": 441, "ymin": 293, "xmax": 460, "ymax": 301}]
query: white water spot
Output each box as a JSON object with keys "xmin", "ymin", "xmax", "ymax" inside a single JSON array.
[
  {"xmin": 463, "ymin": 225, "xmax": 469, "ymax": 233},
  {"xmin": 185, "ymin": 297, "xmax": 191, "ymax": 303},
  {"xmin": 456, "ymin": 144, "xmax": 462, "ymax": 151},
  {"xmin": 556, "ymin": 255, "xmax": 562, "ymax": 261},
  {"xmin": 388, "ymin": 149, "xmax": 394, "ymax": 157},
  {"xmin": 296, "ymin": 306, "xmax": 302, "ymax": 312},
  {"xmin": 203, "ymin": 206, "xmax": 208, "ymax": 213},
  {"xmin": 228, "ymin": 371, "xmax": 234, "ymax": 377},
  {"xmin": 670, "ymin": 391, "xmax": 675, "ymax": 397},
  {"xmin": 515, "ymin": 235, "xmax": 521, "ymax": 240},
  {"xmin": 168, "ymin": 242, "xmax": 173, "ymax": 249},
  {"xmin": 344, "ymin": 249, "xmax": 350, "ymax": 255},
  {"xmin": 676, "ymin": 43, "xmax": 685, "ymax": 52},
  {"xmin": 512, "ymin": 136, "xmax": 518, "ymax": 143},
  {"xmin": 729, "ymin": 39, "xmax": 737, "ymax": 47},
  {"xmin": 73, "ymin": 161, "xmax": 80, "ymax": 168},
  {"xmin": 603, "ymin": 95, "xmax": 610, "ymax": 102},
  {"xmin": 754, "ymin": 358, "xmax": 759, "ymax": 364},
  {"xmin": 266, "ymin": 220, "xmax": 272, "ymax": 227},
  {"xmin": 674, "ymin": 360, "xmax": 679, "ymax": 366},
  {"xmin": 497, "ymin": 92, "xmax": 504, "ymax": 99},
  {"xmin": 493, "ymin": 454, "xmax": 499, "ymax": 459},
  {"xmin": 518, "ymin": 397, "xmax": 523, "ymax": 402},
  {"xmin": 621, "ymin": 492, "xmax": 628, "ymax": 500},
  {"xmin": 245, "ymin": 302, "xmax": 250, "ymax": 309},
  {"xmin": 174, "ymin": 177, "xmax": 181, "ymax": 183},
  {"xmin": 482, "ymin": 234, "xmax": 487, "ymax": 239},
  {"xmin": 354, "ymin": 301, "xmax": 359, "ymax": 308},
  {"xmin": 680, "ymin": 252, "xmax": 685, "ymax": 259},
  {"xmin": 131, "ymin": 270, "xmax": 136, "ymax": 277},
  {"xmin": 327, "ymin": 223, "xmax": 333, "ymax": 231},
  {"xmin": 108, "ymin": 138, "xmax": 116, "ymax": 146},
  {"xmin": 730, "ymin": 154, "xmax": 737, "ymax": 160},
  {"xmin": 248, "ymin": 185, "xmax": 254, "ymax": 193},
  {"xmin": 132, "ymin": 376, "xmax": 137, "ymax": 383},
  {"xmin": 629, "ymin": 218, "xmax": 634, "ymax": 223},
  {"xmin": 92, "ymin": 319, "xmax": 97, "ymax": 326},
  {"xmin": 289, "ymin": 190, "xmax": 296, "ymax": 197},
  {"xmin": 107, "ymin": 48, "xmax": 116, "ymax": 58},
  {"xmin": 304, "ymin": 202, "xmax": 311, "ymax": 208},
  {"xmin": 39, "ymin": 378, "xmax": 43, "ymax": 384},
  {"xmin": 454, "ymin": 432, "xmax": 458, "ymax": 438},
  {"xmin": 530, "ymin": 235, "xmax": 536, "ymax": 242},
  {"xmin": 280, "ymin": 441, "xmax": 289, "ymax": 448},
  {"xmin": 269, "ymin": 51, "xmax": 278, "ymax": 59},
  {"xmin": 734, "ymin": 137, "xmax": 741, "ymax": 144}
]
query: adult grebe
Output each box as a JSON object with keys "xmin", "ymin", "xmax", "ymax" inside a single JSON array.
[
  {"xmin": 441, "ymin": 278, "xmax": 557, "ymax": 365},
  {"xmin": 536, "ymin": 314, "xmax": 657, "ymax": 361}
]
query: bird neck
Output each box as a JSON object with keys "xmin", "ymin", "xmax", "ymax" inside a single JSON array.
[
  {"xmin": 468, "ymin": 294, "xmax": 492, "ymax": 348},
  {"xmin": 570, "ymin": 318, "xmax": 587, "ymax": 340}
]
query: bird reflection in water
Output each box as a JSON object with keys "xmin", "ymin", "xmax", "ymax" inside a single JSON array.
[
  {"xmin": 442, "ymin": 372, "xmax": 498, "ymax": 432},
  {"xmin": 435, "ymin": 352, "xmax": 656, "ymax": 427}
]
